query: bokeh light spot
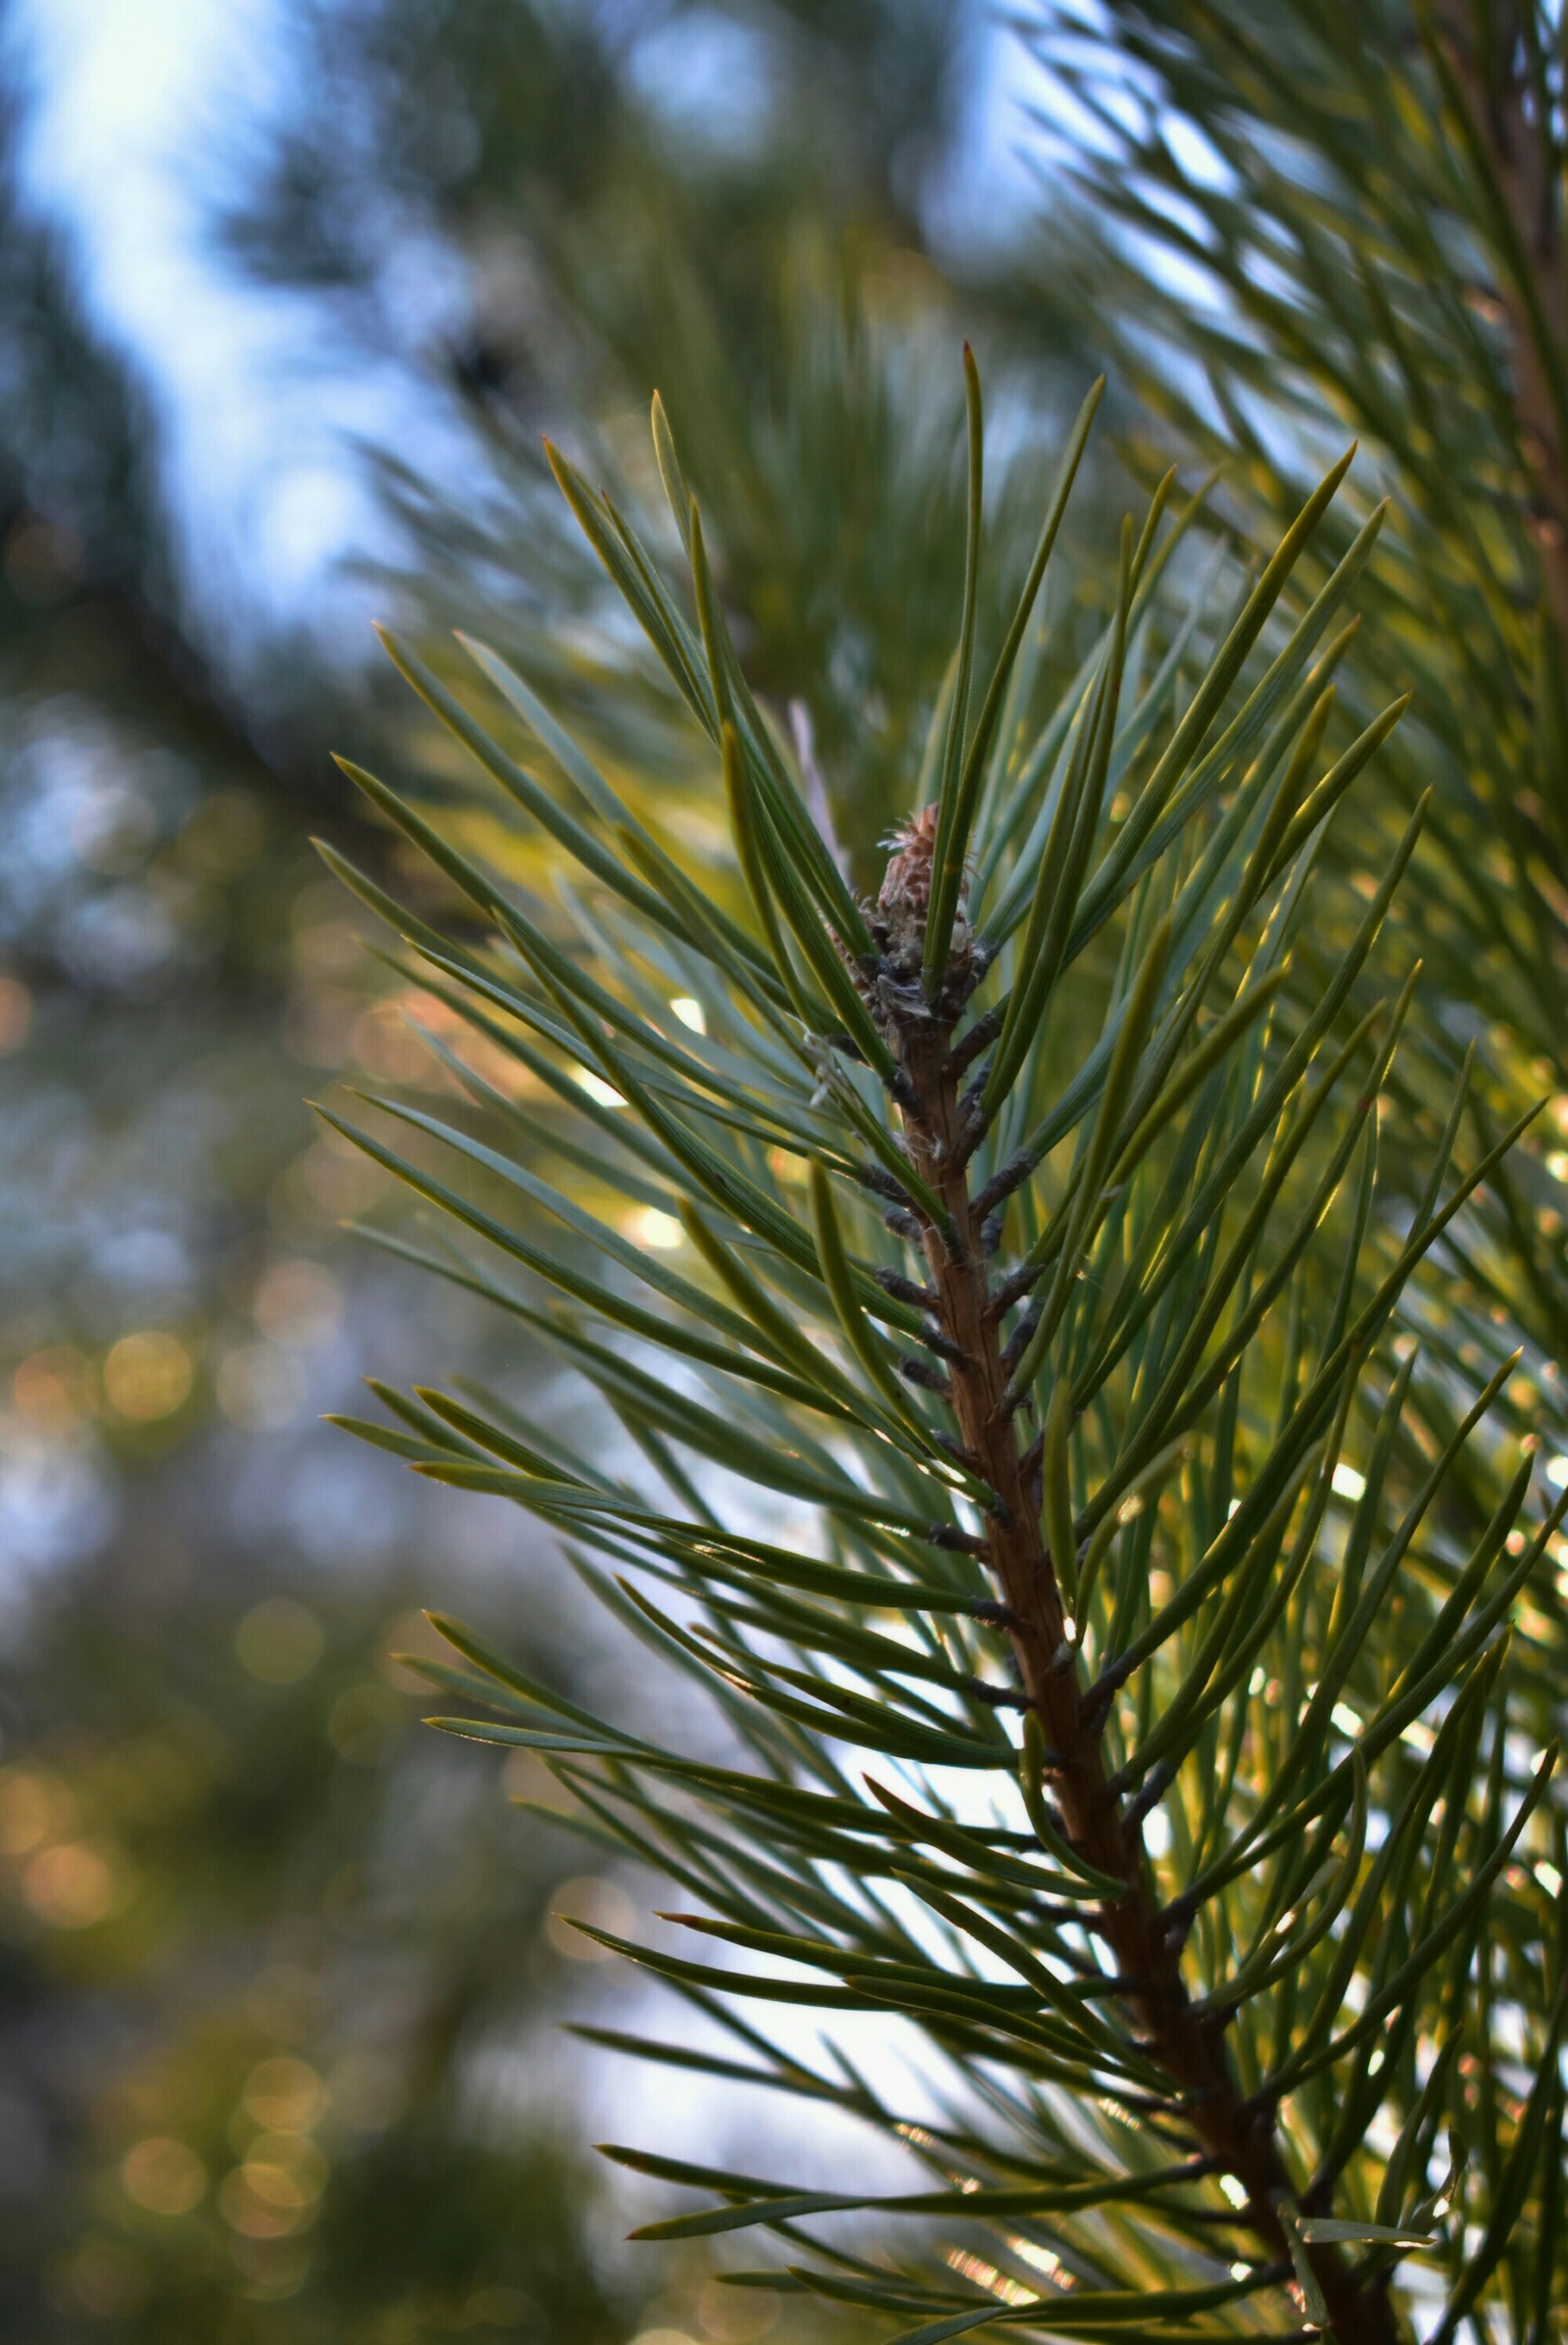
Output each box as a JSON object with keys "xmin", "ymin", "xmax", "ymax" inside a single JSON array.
[
  {"xmin": 218, "ymin": 2168, "xmax": 301, "ymax": 2238},
  {"xmin": 544, "ymin": 1875, "xmax": 639, "ymax": 1958},
  {"xmin": 626, "ymin": 1206, "xmax": 682, "ymax": 1249},
  {"xmin": 23, "ymin": 1837, "xmax": 126, "ymax": 1928},
  {"xmin": 241, "ymin": 2132, "xmax": 327, "ymax": 2210},
  {"xmin": 291, "ymin": 1136, "xmax": 391, "ymax": 1218},
  {"xmin": 121, "ymin": 2135, "xmax": 207, "ymax": 2215},
  {"xmin": 13, "ymin": 1344, "xmax": 97, "ymax": 1437},
  {"xmin": 103, "ymin": 1330, "xmax": 193, "ymax": 1421},
  {"xmin": 243, "ymin": 2056, "xmax": 325, "ymax": 2134},
  {"xmin": 0, "ymin": 1765, "xmax": 77, "ymax": 1854},
  {"xmin": 251, "ymin": 1257, "xmax": 340, "ymax": 1348},
  {"xmin": 572, "ymin": 1067, "xmax": 624, "ymax": 1107},
  {"xmin": 234, "ymin": 1598, "xmax": 324, "ymax": 1685}
]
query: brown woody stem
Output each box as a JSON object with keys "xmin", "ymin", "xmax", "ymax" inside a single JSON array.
[{"xmin": 891, "ymin": 1009, "xmax": 1396, "ymax": 2345}]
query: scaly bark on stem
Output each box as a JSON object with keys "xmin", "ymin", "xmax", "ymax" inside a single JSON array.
[{"xmin": 889, "ymin": 1010, "xmax": 1397, "ymax": 2345}]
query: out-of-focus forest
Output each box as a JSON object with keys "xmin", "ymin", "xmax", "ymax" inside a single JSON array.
[{"xmin": 0, "ymin": 7, "xmax": 1096, "ymax": 2339}]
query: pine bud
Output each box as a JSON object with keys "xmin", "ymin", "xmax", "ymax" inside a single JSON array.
[{"xmin": 875, "ymin": 806, "xmax": 974, "ymax": 985}]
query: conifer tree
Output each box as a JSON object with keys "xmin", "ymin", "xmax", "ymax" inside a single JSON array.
[{"xmin": 327, "ymin": 363, "xmax": 1568, "ymax": 2341}]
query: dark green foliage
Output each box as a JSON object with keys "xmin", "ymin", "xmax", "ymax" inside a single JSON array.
[
  {"xmin": 1027, "ymin": 0, "xmax": 1568, "ymax": 1431},
  {"xmin": 333, "ymin": 370, "xmax": 1568, "ymax": 2340}
]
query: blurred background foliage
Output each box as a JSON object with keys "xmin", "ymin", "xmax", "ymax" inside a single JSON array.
[
  {"xmin": 7, "ymin": 0, "xmax": 1568, "ymax": 2339},
  {"xmin": 0, "ymin": 4, "xmax": 1088, "ymax": 2340}
]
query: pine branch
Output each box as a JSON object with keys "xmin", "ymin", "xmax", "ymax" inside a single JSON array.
[
  {"xmin": 329, "ymin": 373, "xmax": 1560, "ymax": 2341},
  {"xmin": 886, "ymin": 976, "xmax": 1395, "ymax": 2345}
]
